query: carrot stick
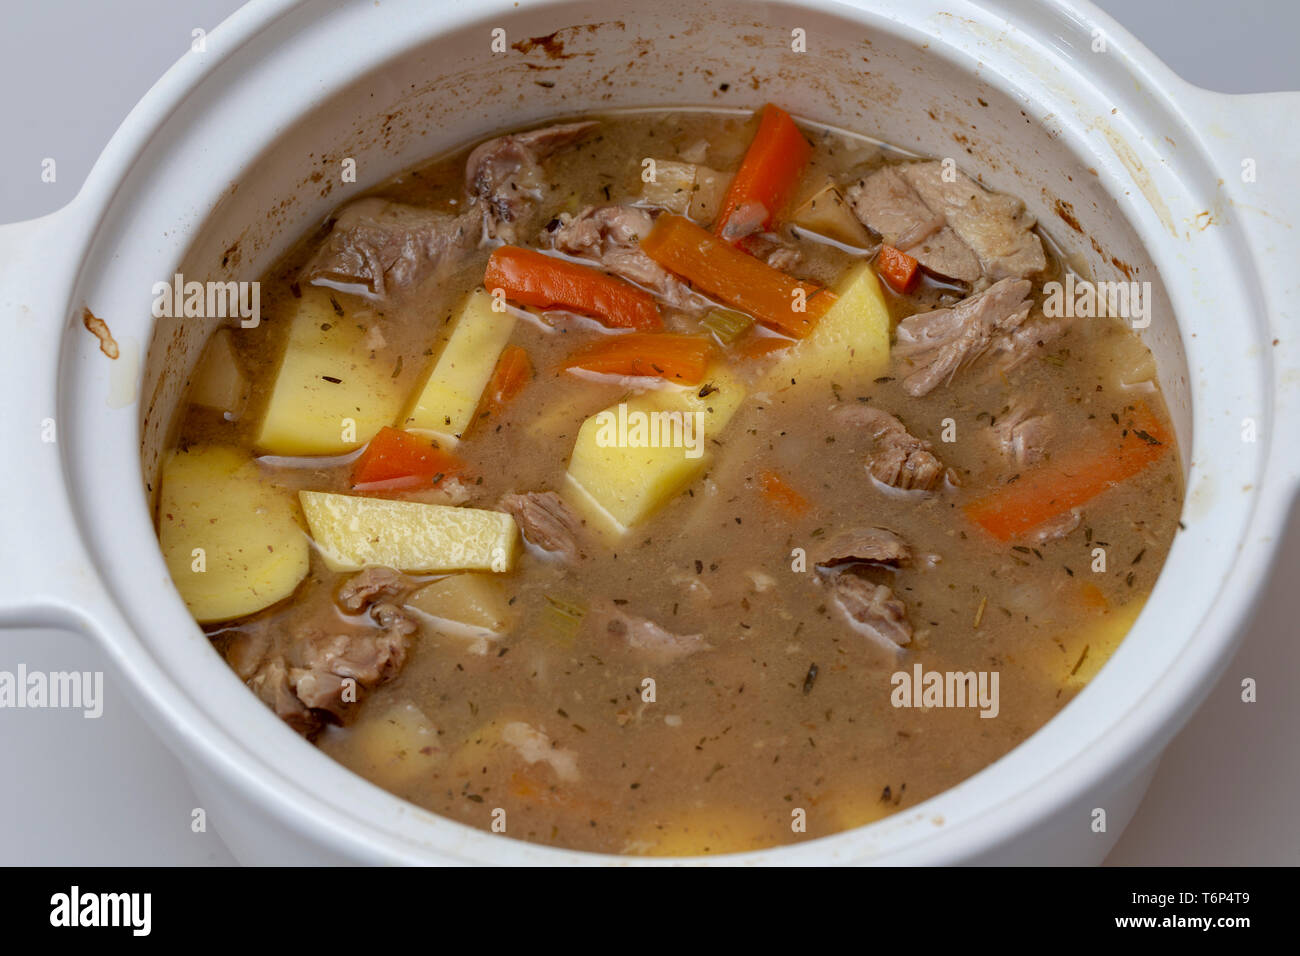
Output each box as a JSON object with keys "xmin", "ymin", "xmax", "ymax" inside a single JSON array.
[
  {"xmin": 877, "ymin": 245, "xmax": 920, "ymax": 294},
  {"xmin": 715, "ymin": 104, "xmax": 812, "ymax": 242},
  {"xmin": 758, "ymin": 468, "xmax": 810, "ymax": 517},
  {"xmin": 640, "ymin": 214, "xmax": 834, "ymax": 338},
  {"xmin": 964, "ymin": 402, "xmax": 1171, "ymax": 541},
  {"xmin": 563, "ymin": 333, "xmax": 715, "ymax": 384},
  {"xmin": 352, "ymin": 426, "xmax": 463, "ymax": 491},
  {"xmin": 482, "ymin": 345, "xmax": 533, "ymax": 418},
  {"xmin": 484, "ymin": 246, "xmax": 662, "ymax": 332}
]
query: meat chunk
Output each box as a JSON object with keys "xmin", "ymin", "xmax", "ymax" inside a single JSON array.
[
  {"xmin": 547, "ymin": 204, "xmax": 700, "ymax": 310},
  {"xmin": 467, "ymin": 121, "xmax": 598, "ymax": 243},
  {"xmin": 225, "ymin": 578, "xmax": 419, "ymax": 736},
  {"xmin": 894, "ymin": 277, "xmax": 1035, "ymax": 396},
  {"xmin": 813, "ymin": 527, "xmax": 911, "ymax": 569},
  {"xmin": 499, "ymin": 491, "xmax": 585, "ymax": 562},
  {"xmin": 284, "ymin": 604, "xmax": 416, "ymax": 725},
  {"xmin": 247, "ymin": 657, "xmax": 318, "ymax": 736},
  {"xmin": 834, "ymin": 404, "xmax": 955, "ymax": 492},
  {"xmin": 590, "ymin": 600, "xmax": 711, "ymax": 662},
  {"xmin": 301, "ymin": 122, "xmax": 596, "ymax": 297},
  {"xmin": 741, "ymin": 232, "xmax": 804, "ymax": 273},
  {"xmin": 336, "ymin": 566, "xmax": 412, "ymax": 612},
  {"xmin": 993, "ymin": 400, "xmax": 1053, "ymax": 467},
  {"xmin": 500, "ymin": 721, "xmax": 580, "ymax": 783},
  {"xmin": 846, "ymin": 166, "xmax": 981, "ymax": 284},
  {"xmin": 301, "ymin": 198, "xmax": 476, "ymax": 298},
  {"xmin": 823, "ymin": 571, "xmax": 913, "ymax": 652},
  {"xmin": 990, "ymin": 313, "xmax": 1070, "ymax": 373},
  {"xmin": 1032, "ymin": 508, "xmax": 1082, "ymax": 544},
  {"xmin": 900, "ymin": 162, "xmax": 1046, "ymax": 280}
]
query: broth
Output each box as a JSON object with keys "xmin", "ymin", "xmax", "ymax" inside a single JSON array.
[{"xmin": 157, "ymin": 108, "xmax": 1182, "ymax": 855}]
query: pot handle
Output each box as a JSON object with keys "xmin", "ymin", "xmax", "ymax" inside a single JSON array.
[
  {"xmin": 0, "ymin": 203, "xmax": 114, "ymax": 634},
  {"xmin": 1186, "ymin": 89, "xmax": 1300, "ymax": 495}
]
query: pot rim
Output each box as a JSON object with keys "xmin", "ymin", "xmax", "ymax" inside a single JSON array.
[{"xmin": 4, "ymin": 0, "xmax": 1297, "ymax": 865}]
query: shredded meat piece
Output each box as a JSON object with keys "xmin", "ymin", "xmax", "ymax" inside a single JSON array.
[
  {"xmin": 466, "ymin": 121, "xmax": 598, "ymax": 243},
  {"xmin": 336, "ymin": 566, "xmax": 411, "ymax": 612},
  {"xmin": 590, "ymin": 600, "xmax": 711, "ymax": 662},
  {"xmin": 740, "ymin": 232, "xmax": 804, "ymax": 272},
  {"xmin": 500, "ymin": 722, "xmax": 580, "ymax": 783},
  {"xmin": 993, "ymin": 399, "xmax": 1053, "ymax": 467},
  {"xmin": 846, "ymin": 166, "xmax": 981, "ymax": 284},
  {"xmin": 247, "ymin": 657, "xmax": 319, "ymax": 736},
  {"xmin": 227, "ymin": 569, "xmax": 419, "ymax": 736},
  {"xmin": 893, "ymin": 277, "xmax": 1035, "ymax": 396},
  {"xmin": 547, "ymin": 204, "xmax": 700, "ymax": 310},
  {"xmin": 813, "ymin": 527, "xmax": 912, "ymax": 569},
  {"xmin": 899, "ymin": 162, "xmax": 1046, "ymax": 280},
  {"xmin": 834, "ymin": 404, "xmax": 955, "ymax": 492},
  {"xmin": 301, "ymin": 198, "xmax": 476, "ymax": 298},
  {"xmin": 823, "ymin": 571, "xmax": 913, "ymax": 652},
  {"xmin": 498, "ymin": 491, "xmax": 586, "ymax": 562},
  {"xmin": 990, "ymin": 313, "xmax": 1070, "ymax": 373},
  {"xmin": 1032, "ymin": 509, "xmax": 1083, "ymax": 544}
]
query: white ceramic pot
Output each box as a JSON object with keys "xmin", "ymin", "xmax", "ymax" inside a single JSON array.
[{"xmin": 1, "ymin": 0, "xmax": 1296, "ymax": 865}]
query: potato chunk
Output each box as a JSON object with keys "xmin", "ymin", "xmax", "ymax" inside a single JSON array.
[
  {"xmin": 256, "ymin": 288, "xmax": 405, "ymax": 455},
  {"xmin": 640, "ymin": 159, "xmax": 733, "ymax": 225},
  {"xmin": 629, "ymin": 806, "xmax": 772, "ymax": 856},
  {"xmin": 790, "ymin": 179, "xmax": 874, "ymax": 247},
  {"xmin": 329, "ymin": 703, "xmax": 443, "ymax": 789},
  {"xmin": 299, "ymin": 491, "xmax": 518, "ymax": 573},
  {"xmin": 1046, "ymin": 598, "xmax": 1147, "ymax": 690},
  {"xmin": 763, "ymin": 263, "xmax": 891, "ymax": 393},
  {"xmin": 565, "ymin": 367, "xmax": 746, "ymax": 535},
  {"xmin": 189, "ymin": 328, "xmax": 248, "ymax": 417},
  {"xmin": 400, "ymin": 289, "xmax": 516, "ymax": 445},
  {"xmin": 405, "ymin": 573, "xmax": 511, "ymax": 636},
  {"xmin": 158, "ymin": 445, "xmax": 309, "ymax": 623}
]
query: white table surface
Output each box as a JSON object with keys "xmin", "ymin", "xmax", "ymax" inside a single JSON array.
[{"xmin": 1, "ymin": 0, "xmax": 1296, "ymax": 866}]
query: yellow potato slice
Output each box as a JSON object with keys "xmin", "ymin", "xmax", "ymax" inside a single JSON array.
[
  {"xmin": 764, "ymin": 262, "xmax": 891, "ymax": 393},
  {"xmin": 405, "ymin": 573, "xmax": 511, "ymax": 635},
  {"xmin": 299, "ymin": 490, "xmax": 518, "ymax": 573},
  {"xmin": 158, "ymin": 445, "xmax": 308, "ymax": 623},
  {"xmin": 256, "ymin": 287, "xmax": 405, "ymax": 455},
  {"xmin": 329, "ymin": 702, "xmax": 443, "ymax": 790},
  {"xmin": 400, "ymin": 289, "xmax": 516, "ymax": 445},
  {"xmin": 564, "ymin": 366, "xmax": 746, "ymax": 535}
]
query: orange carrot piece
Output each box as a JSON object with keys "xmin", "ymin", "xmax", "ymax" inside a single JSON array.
[
  {"xmin": 964, "ymin": 403, "xmax": 1171, "ymax": 541},
  {"xmin": 640, "ymin": 214, "xmax": 835, "ymax": 338},
  {"xmin": 484, "ymin": 246, "xmax": 662, "ymax": 331},
  {"xmin": 877, "ymin": 244, "xmax": 920, "ymax": 294},
  {"xmin": 351, "ymin": 426, "xmax": 463, "ymax": 491},
  {"xmin": 758, "ymin": 468, "xmax": 810, "ymax": 517},
  {"xmin": 1078, "ymin": 583, "xmax": 1110, "ymax": 612},
  {"xmin": 483, "ymin": 345, "xmax": 534, "ymax": 418},
  {"xmin": 715, "ymin": 104, "xmax": 812, "ymax": 241},
  {"xmin": 563, "ymin": 333, "xmax": 715, "ymax": 384}
]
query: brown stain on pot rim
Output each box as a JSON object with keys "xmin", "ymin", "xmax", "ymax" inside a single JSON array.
[{"xmin": 82, "ymin": 308, "xmax": 119, "ymax": 359}]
